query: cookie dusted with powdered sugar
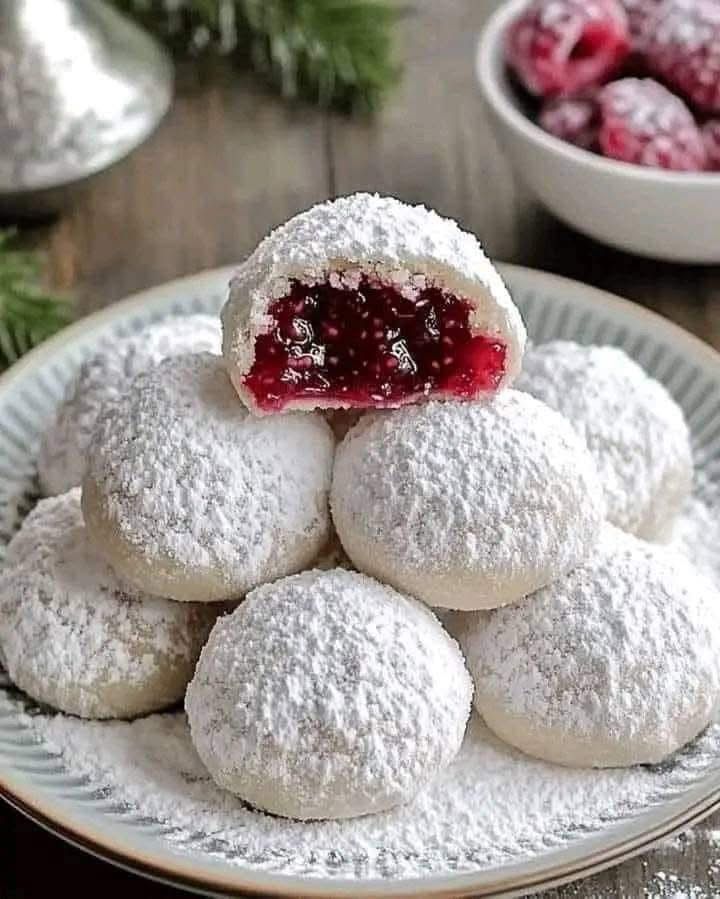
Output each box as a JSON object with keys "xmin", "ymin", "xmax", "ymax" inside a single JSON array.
[
  {"xmin": 38, "ymin": 315, "xmax": 222, "ymax": 496},
  {"xmin": 331, "ymin": 392, "xmax": 605, "ymax": 611},
  {"xmin": 82, "ymin": 353, "xmax": 334, "ymax": 603},
  {"xmin": 0, "ymin": 490, "xmax": 218, "ymax": 719},
  {"xmin": 221, "ymin": 193, "xmax": 526, "ymax": 414},
  {"xmin": 460, "ymin": 526, "xmax": 720, "ymax": 768},
  {"xmin": 516, "ymin": 341, "xmax": 693, "ymax": 541},
  {"xmin": 186, "ymin": 569, "xmax": 472, "ymax": 820}
]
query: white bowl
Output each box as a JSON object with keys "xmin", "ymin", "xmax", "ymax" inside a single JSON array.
[{"xmin": 477, "ymin": 0, "xmax": 720, "ymax": 264}]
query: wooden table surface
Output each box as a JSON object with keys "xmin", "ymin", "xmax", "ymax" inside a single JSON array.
[{"xmin": 3, "ymin": 1, "xmax": 720, "ymax": 896}]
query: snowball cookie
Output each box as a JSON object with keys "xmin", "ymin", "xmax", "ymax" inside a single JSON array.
[
  {"xmin": 0, "ymin": 490, "xmax": 218, "ymax": 719},
  {"xmin": 222, "ymin": 193, "xmax": 526, "ymax": 415},
  {"xmin": 39, "ymin": 314, "xmax": 222, "ymax": 496},
  {"xmin": 331, "ymin": 391, "xmax": 605, "ymax": 610},
  {"xmin": 82, "ymin": 353, "xmax": 334, "ymax": 603},
  {"xmin": 186, "ymin": 568, "xmax": 473, "ymax": 820},
  {"xmin": 462, "ymin": 526, "xmax": 720, "ymax": 768},
  {"xmin": 516, "ymin": 341, "xmax": 693, "ymax": 541}
]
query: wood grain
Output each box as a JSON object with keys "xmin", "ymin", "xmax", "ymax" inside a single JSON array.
[{"xmin": 4, "ymin": 0, "xmax": 720, "ymax": 895}]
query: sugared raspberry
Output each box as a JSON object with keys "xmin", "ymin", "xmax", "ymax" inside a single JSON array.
[
  {"xmin": 644, "ymin": 0, "xmax": 720, "ymax": 114},
  {"xmin": 506, "ymin": 0, "xmax": 631, "ymax": 97},
  {"xmin": 598, "ymin": 78, "xmax": 708, "ymax": 170},
  {"xmin": 702, "ymin": 120, "xmax": 720, "ymax": 169},
  {"xmin": 620, "ymin": 0, "xmax": 661, "ymax": 43},
  {"xmin": 539, "ymin": 94, "xmax": 602, "ymax": 148}
]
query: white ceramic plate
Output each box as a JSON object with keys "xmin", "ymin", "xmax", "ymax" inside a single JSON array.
[{"xmin": 2, "ymin": 265, "xmax": 720, "ymax": 898}]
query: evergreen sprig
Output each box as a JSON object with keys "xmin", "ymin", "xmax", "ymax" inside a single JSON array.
[
  {"xmin": 0, "ymin": 232, "xmax": 71, "ymax": 371},
  {"xmin": 111, "ymin": 0, "xmax": 401, "ymax": 112}
]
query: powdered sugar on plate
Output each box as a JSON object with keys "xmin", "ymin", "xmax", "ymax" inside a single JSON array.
[
  {"xmin": 17, "ymin": 699, "xmax": 720, "ymax": 879},
  {"xmin": 8, "ymin": 490, "xmax": 720, "ymax": 881}
]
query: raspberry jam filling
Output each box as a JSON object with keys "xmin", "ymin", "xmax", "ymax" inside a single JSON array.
[{"xmin": 244, "ymin": 276, "xmax": 507, "ymax": 411}]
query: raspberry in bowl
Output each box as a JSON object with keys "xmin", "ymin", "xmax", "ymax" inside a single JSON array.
[
  {"xmin": 477, "ymin": 0, "xmax": 720, "ymax": 263},
  {"xmin": 643, "ymin": 0, "xmax": 720, "ymax": 115},
  {"xmin": 598, "ymin": 78, "xmax": 708, "ymax": 171},
  {"xmin": 505, "ymin": 0, "xmax": 630, "ymax": 98}
]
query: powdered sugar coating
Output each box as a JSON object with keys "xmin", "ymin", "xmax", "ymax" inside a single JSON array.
[
  {"xmin": 539, "ymin": 93, "xmax": 601, "ymax": 150},
  {"xmin": 460, "ymin": 526, "xmax": 720, "ymax": 767},
  {"xmin": 331, "ymin": 392, "xmax": 605, "ymax": 610},
  {"xmin": 0, "ymin": 490, "xmax": 218, "ymax": 719},
  {"xmin": 516, "ymin": 341, "xmax": 693, "ymax": 540},
  {"xmin": 506, "ymin": 0, "xmax": 631, "ymax": 98},
  {"xmin": 621, "ymin": 0, "xmax": 660, "ymax": 41},
  {"xmin": 186, "ymin": 569, "xmax": 472, "ymax": 820},
  {"xmin": 221, "ymin": 193, "xmax": 526, "ymax": 413},
  {"xmin": 38, "ymin": 315, "xmax": 222, "ymax": 496},
  {"xmin": 643, "ymin": 0, "xmax": 720, "ymax": 115},
  {"xmin": 12, "ymin": 490, "xmax": 720, "ymax": 880},
  {"xmin": 598, "ymin": 78, "xmax": 707, "ymax": 171},
  {"xmin": 83, "ymin": 353, "xmax": 334, "ymax": 603}
]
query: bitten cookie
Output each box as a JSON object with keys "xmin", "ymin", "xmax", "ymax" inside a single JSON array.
[{"xmin": 222, "ymin": 193, "xmax": 526, "ymax": 414}]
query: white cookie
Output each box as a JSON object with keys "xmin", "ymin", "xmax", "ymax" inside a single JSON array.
[
  {"xmin": 82, "ymin": 353, "xmax": 334, "ymax": 603},
  {"xmin": 39, "ymin": 314, "xmax": 222, "ymax": 496},
  {"xmin": 516, "ymin": 341, "xmax": 693, "ymax": 541},
  {"xmin": 331, "ymin": 392, "xmax": 605, "ymax": 610},
  {"xmin": 222, "ymin": 193, "xmax": 526, "ymax": 414},
  {"xmin": 186, "ymin": 569, "xmax": 472, "ymax": 820},
  {"xmin": 461, "ymin": 526, "xmax": 720, "ymax": 767},
  {"xmin": 0, "ymin": 490, "xmax": 218, "ymax": 719}
]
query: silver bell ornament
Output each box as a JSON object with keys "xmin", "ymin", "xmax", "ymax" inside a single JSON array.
[{"xmin": 0, "ymin": 0, "xmax": 173, "ymax": 216}]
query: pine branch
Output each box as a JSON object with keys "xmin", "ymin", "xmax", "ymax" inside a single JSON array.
[
  {"xmin": 240, "ymin": 0, "xmax": 401, "ymax": 112},
  {"xmin": 111, "ymin": 0, "xmax": 402, "ymax": 113},
  {"xmin": 0, "ymin": 232, "xmax": 71, "ymax": 371}
]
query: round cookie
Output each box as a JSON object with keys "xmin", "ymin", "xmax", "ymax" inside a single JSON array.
[
  {"xmin": 516, "ymin": 341, "xmax": 693, "ymax": 541},
  {"xmin": 331, "ymin": 391, "xmax": 605, "ymax": 610},
  {"xmin": 82, "ymin": 352, "xmax": 334, "ymax": 603},
  {"xmin": 38, "ymin": 314, "xmax": 222, "ymax": 496},
  {"xmin": 186, "ymin": 568, "xmax": 472, "ymax": 820},
  {"xmin": 462, "ymin": 526, "xmax": 720, "ymax": 768},
  {"xmin": 222, "ymin": 193, "xmax": 526, "ymax": 414},
  {"xmin": 0, "ymin": 490, "xmax": 218, "ymax": 720}
]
